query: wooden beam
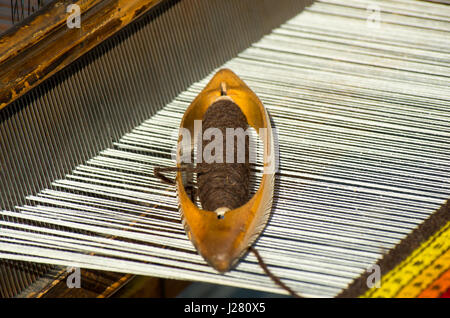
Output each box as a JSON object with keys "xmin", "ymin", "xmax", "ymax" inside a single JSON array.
[
  {"xmin": 23, "ymin": 268, "xmax": 190, "ymax": 298},
  {"xmin": 0, "ymin": 0, "xmax": 163, "ymax": 110},
  {"xmin": 24, "ymin": 267, "xmax": 134, "ymax": 298}
]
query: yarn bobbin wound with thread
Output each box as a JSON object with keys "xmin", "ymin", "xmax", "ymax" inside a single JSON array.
[
  {"xmin": 196, "ymin": 98, "xmax": 250, "ymax": 217},
  {"xmin": 154, "ymin": 69, "xmax": 300, "ymax": 297},
  {"xmin": 155, "ymin": 87, "xmax": 251, "ymax": 220}
]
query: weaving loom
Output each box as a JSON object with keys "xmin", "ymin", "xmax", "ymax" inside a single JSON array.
[{"xmin": 0, "ymin": 0, "xmax": 449, "ymax": 298}]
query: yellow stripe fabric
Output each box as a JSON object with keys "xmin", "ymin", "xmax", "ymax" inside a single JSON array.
[{"xmin": 362, "ymin": 221, "xmax": 450, "ymax": 298}]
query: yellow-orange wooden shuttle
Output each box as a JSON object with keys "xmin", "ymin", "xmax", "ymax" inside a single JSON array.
[{"xmin": 176, "ymin": 68, "xmax": 275, "ymax": 272}]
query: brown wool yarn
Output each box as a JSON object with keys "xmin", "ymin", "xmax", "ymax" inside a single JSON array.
[{"xmin": 196, "ymin": 99, "xmax": 250, "ymax": 212}]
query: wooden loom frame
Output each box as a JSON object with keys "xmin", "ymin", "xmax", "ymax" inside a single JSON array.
[{"xmin": 0, "ymin": 0, "xmax": 164, "ymax": 111}]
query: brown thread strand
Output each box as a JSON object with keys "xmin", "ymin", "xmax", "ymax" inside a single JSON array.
[
  {"xmin": 154, "ymin": 167, "xmax": 179, "ymax": 185},
  {"xmin": 249, "ymin": 246, "xmax": 302, "ymax": 298},
  {"xmin": 154, "ymin": 166, "xmax": 209, "ymax": 185}
]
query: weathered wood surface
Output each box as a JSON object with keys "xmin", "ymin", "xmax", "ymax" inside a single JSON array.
[
  {"xmin": 0, "ymin": 0, "xmax": 163, "ymax": 110},
  {"xmin": 24, "ymin": 268, "xmax": 189, "ymax": 298}
]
